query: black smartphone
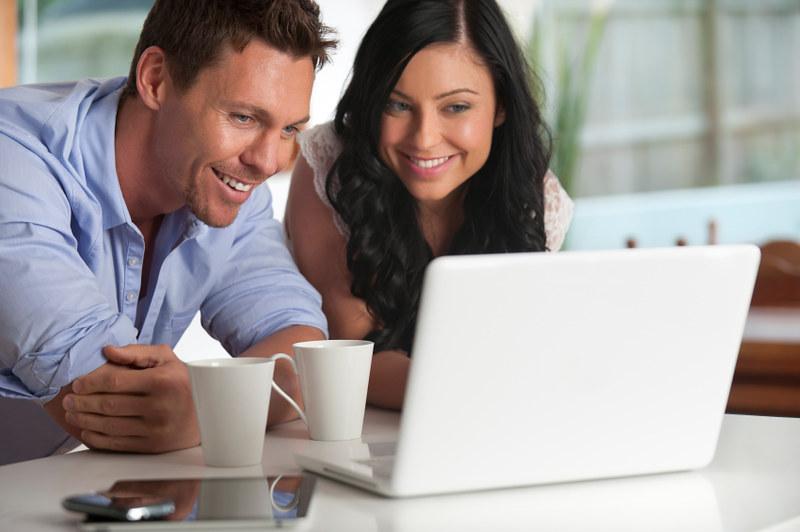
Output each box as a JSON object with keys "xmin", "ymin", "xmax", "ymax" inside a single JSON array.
[{"xmin": 62, "ymin": 493, "xmax": 176, "ymax": 521}]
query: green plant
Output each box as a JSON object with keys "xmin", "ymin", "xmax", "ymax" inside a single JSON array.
[{"xmin": 528, "ymin": 3, "xmax": 610, "ymax": 196}]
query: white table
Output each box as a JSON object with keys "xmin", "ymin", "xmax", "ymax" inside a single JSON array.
[{"xmin": 1, "ymin": 409, "xmax": 799, "ymax": 532}]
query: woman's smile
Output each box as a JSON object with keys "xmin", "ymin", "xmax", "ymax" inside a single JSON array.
[
  {"xmin": 379, "ymin": 42, "xmax": 501, "ymax": 207},
  {"xmin": 403, "ymin": 153, "xmax": 457, "ymax": 177}
]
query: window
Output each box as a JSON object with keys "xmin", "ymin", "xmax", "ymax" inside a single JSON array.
[
  {"xmin": 11, "ymin": 0, "xmax": 800, "ymax": 248},
  {"xmin": 16, "ymin": 0, "xmax": 150, "ymax": 84},
  {"xmin": 541, "ymin": 0, "xmax": 800, "ymax": 195},
  {"xmin": 532, "ymin": 0, "xmax": 800, "ymax": 248}
]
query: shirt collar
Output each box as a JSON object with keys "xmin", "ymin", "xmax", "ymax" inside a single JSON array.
[
  {"xmin": 80, "ymin": 78, "xmax": 131, "ymax": 231},
  {"xmin": 80, "ymin": 78, "xmax": 210, "ymax": 241},
  {"xmin": 180, "ymin": 207, "xmax": 209, "ymax": 240}
]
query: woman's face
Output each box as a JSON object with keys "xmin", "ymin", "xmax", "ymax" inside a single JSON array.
[{"xmin": 379, "ymin": 42, "xmax": 503, "ymax": 211}]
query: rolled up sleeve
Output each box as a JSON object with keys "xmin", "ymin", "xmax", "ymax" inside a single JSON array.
[
  {"xmin": 201, "ymin": 185, "xmax": 328, "ymax": 356},
  {"xmin": 0, "ymin": 141, "xmax": 138, "ymax": 402}
]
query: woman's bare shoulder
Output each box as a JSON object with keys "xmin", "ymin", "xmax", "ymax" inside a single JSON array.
[{"xmin": 287, "ymin": 154, "xmax": 374, "ymax": 339}]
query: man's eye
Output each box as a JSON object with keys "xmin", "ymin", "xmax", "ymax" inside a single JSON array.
[
  {"xmin": 282, "ymin": 125, "xmax": 299, "ymax": 137},
  {"xmin": 231, "ymin": 113, "xmax": 253, "ymax": 124}
]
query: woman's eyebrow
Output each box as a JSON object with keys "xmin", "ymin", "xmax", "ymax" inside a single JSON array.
[
  {"xmin": 435, "ymin": 88, "xmax": 479, "ymax": 99},
  {"xmin": 390, "ymin": 88, "xmax": 479, "ymax": 100}
]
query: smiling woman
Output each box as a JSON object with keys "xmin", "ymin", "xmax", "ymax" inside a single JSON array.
[
  {"xmin": 378, "ymin": 43, "xmax": 504, "ymax": 244},
  {"xmin": 286, "ymin": 0, "xmax": 574, "ymax": 411}
]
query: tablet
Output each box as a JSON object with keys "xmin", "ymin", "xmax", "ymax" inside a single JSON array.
[{"xmin": 74, "ymin": 475, "xmax": 315, "ymax": 531}]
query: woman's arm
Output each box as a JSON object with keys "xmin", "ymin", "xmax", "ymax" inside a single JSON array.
[
  {"xmin": 366, "ymin": 350, "xmax": 410, "ymax": 409},
  {"xmin": 286, "ymin": 155, "xmax": 409, "ymax": 409}
]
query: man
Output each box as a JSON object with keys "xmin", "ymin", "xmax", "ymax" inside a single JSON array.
[{"xmin": 0, "ymin": 0, "xmax": 337, "ymax": 464}]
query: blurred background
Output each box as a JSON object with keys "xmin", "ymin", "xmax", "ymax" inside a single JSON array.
[
  {"xmin": 2, "ymin": 0, "xmax": 799, "ymax": 358},
  {"xmin": 3, "ymin": 0, "xmax": 798, "ymax": 246}
]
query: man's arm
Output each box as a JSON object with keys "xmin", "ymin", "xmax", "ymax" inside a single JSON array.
[
  {"xmin": 42, "ymin": 385, "xmax": 81, "ymax": 442},
  {"xmin": 197, "ymin": 179, "xmax": 329, "ymax": 420},
  {"xmin": 54, "ymin": 183, "xmax": 328, "ymax": 451},
  {"xmin": 0, "ymin": 137, "xmax": 141, "ymax": 454},
  {"xmin": 46, "ymin": 345, "xmax": 200, "ymax": 453},
  {"xmin": 56, "ymin": 324, "xmax": 323, "ymax": 453}
]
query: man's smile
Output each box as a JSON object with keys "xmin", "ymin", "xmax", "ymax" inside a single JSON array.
[{"xmin": 212, "ymin": 168, "xmax": 256, "ymax": 192}]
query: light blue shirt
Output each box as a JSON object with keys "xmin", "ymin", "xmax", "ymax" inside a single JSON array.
[{"xmin": 0, "ymin": 78, "xmax": 327, "ymax": 405}]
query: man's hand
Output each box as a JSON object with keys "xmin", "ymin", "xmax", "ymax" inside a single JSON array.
[{"xmin": 62, "ymin": 345, "xmax": 200, "ymax": 453}]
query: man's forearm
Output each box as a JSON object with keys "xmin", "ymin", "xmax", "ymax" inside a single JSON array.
[
  {"xmin": 42, "ymin": 384, "xmax": 83, "ymax": 442},
  {"xmin": 242, "ymin": 325, "xmax": 325, "ymax": 426}
]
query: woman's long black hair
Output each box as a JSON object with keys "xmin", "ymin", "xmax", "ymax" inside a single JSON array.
[{"xmin": 328, "ymin": 0, "xmax": 551, "ymax": 353}]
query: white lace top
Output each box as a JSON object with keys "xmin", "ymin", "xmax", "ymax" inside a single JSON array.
[{"xmin": 297, "ymin": 122, "xmax": 574, "ymax": 250}]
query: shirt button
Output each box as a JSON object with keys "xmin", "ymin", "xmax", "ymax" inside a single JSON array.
[
  {"xmin": 127, "ymin": 256, "xmax": 140, "ymax": 267},
  {"xmin": 126, "ymin": 291, "xmax": 137, "ymax": 303}
]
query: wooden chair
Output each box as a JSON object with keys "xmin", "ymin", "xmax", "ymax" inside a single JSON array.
[
  {"xmin": 750, "ymin": 240, "xmax": 800, "ymax": 307},
  {"xmin": 727, "ymin": 240, "xmax": 800, "ymax": 417}
]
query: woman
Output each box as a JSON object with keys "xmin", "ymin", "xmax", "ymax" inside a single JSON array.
[{"xmin": 286, "ymin": 0, "xmax": 573, "ymax": 409}]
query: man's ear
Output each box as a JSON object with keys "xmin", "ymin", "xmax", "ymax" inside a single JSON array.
[
  {"xmin": 494, "ymin": 104, "xmax": 506, "ymax": 128},
  {"xmin": 135, "ymin": 46, "xmax": 170, "ymax": 111}
]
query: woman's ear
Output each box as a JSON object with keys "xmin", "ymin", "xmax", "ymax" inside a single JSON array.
[
  {"xmin": 135, "ymin": 46, "xmax": 170, "ymax": 111},
  {"xmin": 494, "ymin": 105, "xmax": 506, "ymax": 127}
]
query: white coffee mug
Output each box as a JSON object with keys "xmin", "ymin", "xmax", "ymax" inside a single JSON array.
[
  {"xmin": 292, "ymin": 339, "xmax": 374, "ymax": 441},
  {"xmin": 196, "ymin": 475, "xmax": 298, "ymax": 520},
  {"xmin": 197, "ymin": 477, "xmax": 271, "ymax": 519},
  {"xmin": 187, "ymin": 354, "xmax": 304, "ymax": 467}
]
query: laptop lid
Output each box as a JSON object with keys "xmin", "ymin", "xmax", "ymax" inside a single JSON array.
[{"xmin": 386, "ymin": 245, "xmax": 759, "ymax": 496}]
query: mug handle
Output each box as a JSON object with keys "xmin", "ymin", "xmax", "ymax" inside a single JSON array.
[{"xmin": 268, "ymin": 353, "xmax": 308, "ymax": 426}]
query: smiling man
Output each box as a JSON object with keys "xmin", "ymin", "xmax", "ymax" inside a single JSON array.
[{"xmin": 0, "ymin": 0, "xmax": 337, "ymax": 464}]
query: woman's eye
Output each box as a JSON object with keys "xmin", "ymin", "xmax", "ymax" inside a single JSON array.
[
  {"xmin": 386, "ymin": 100, "xmax": 411, "ymax": 114},
  {"xmin": 446, "ymin": 103, "xmax": 471, "ymax": 114}
]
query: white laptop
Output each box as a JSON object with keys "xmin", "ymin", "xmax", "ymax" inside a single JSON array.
[{"xmin": 294, "ymin": 245, "xmax": 760, "ymax": 497}]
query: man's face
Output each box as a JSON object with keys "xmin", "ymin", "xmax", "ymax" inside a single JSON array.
[{"xmin": 155, "ymin": 40, "xmax": 314, "ymax": 227}]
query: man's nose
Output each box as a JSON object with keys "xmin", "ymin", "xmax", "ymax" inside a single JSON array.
[{"xmin": 240, "ymin": 130, "xmax": 280, "ymax": 178}]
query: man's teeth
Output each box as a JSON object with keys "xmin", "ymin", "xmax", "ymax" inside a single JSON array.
[
  {"xmin": 411, "ymin": 156, "xmax": 450, "ymax": 169},
  {"xmin": 218, "ymin": 172, "xmax": 253, "ymax": 192}
]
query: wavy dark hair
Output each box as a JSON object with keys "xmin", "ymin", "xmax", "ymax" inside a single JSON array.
[{"xmin": 328, "ymin": 0, "xmax": 551, "ymax": 353}]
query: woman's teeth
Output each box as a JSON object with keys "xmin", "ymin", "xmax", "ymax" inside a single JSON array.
[{"xmin": 410, "ymin": 156, "xmax": 450, "ymax": 169}]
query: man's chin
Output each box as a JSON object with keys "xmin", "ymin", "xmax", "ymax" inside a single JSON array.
[
  {"xmin": 203, "ymin": 218, "xmax": 235, "ymax": 229},
  {"xmin": 191, "ymin": 207, "xmax": 239, "ymax": 228}
]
